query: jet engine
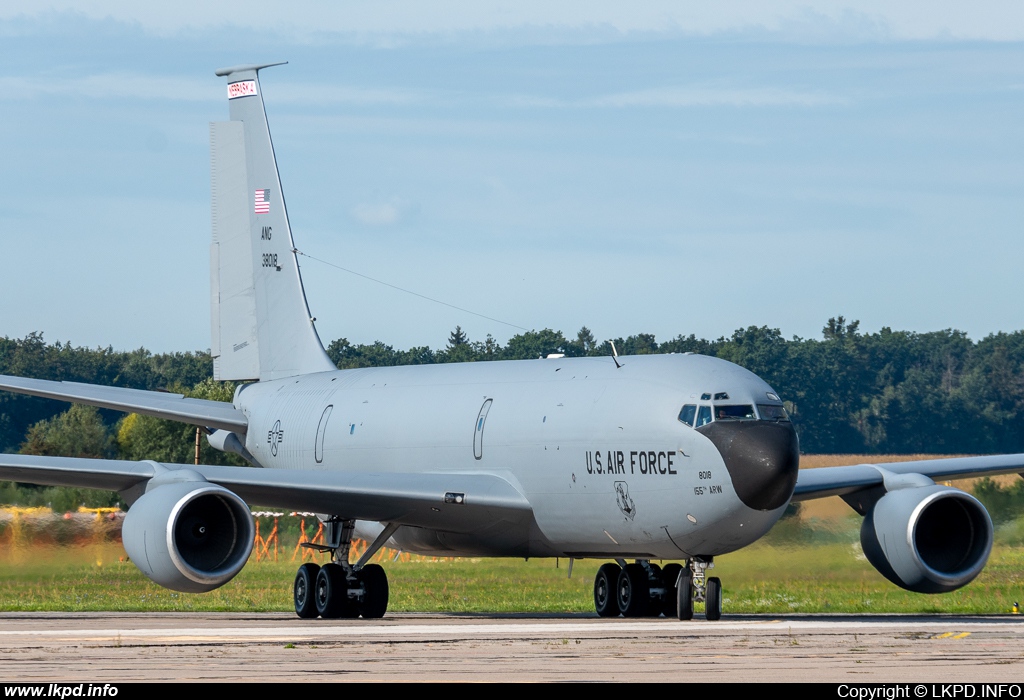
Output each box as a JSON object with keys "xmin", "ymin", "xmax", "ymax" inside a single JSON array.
[
  {"xmin": 121, "ymin": 475, "xmax": 254, "ymax": 593},
  {"xmin": 860, "ymin": 484, "xmax": 992, "ymax": 594}
]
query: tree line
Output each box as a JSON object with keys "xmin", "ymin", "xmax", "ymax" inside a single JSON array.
[{"xmin": 3, "ymin": 317, "xmax": 1024, "ymax": 465}]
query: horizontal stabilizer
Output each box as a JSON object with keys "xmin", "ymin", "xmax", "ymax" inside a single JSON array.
[{"xmin": 0, "ymin": 375, "xmax": 248, "ymax": 434}]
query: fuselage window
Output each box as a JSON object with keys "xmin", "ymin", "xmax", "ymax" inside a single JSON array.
[
  {"xmin": 678, "ymin": 404, "xmax": 697, "ymax": 427},
  {"xmin": 714, "ymin": 404, "xmax": 756, "ymax": 421},
  {"xmin": 696, "ymin": 405, "xmax": 712, "ymax": 427},
  {"xmin": 757, "ymin": 404, "xmax": 791, "ymax": 422}
]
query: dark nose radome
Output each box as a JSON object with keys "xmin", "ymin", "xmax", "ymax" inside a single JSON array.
[{"xmin": 696, "ymin": 421, "xmax": 799, "ymax": 511}]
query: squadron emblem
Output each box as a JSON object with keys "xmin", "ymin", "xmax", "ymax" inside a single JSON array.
[{"xmin": 614, "ymin": 481, "xmax": 636, "ymax": 521}]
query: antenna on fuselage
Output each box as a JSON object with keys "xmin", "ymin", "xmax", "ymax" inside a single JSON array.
[{"xmin": 610, "ymin": 341, "xmax": 622, "ymax": 369}]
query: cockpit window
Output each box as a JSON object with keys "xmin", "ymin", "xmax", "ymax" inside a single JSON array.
[
  {"xmin": 757, "ymin": 404, "xmax": 790, "ymax": 422},
  {"xmin": 714, "ymin": 404, "xmax": 756, "ymax": 421},
  {"xmin": 696, "ymin": 405, "xmax": 712, "ymax": 427},
  {"xmin": 678, "ymin": 404, "xmax": 697, "ymax": 427}
]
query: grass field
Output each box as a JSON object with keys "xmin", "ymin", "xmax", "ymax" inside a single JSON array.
[
  {"xmin": 2, "ymin": 536, "xmax": 1022, "ymax": 614},
  {"xmin": 1, "ymin": 454, "xmax": 1021, "ymax": 614}
]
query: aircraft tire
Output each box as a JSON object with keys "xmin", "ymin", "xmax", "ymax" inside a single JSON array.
[
  {"xmin": 359, "ymin": 564, "xmax": 389, "ymax": 619},
  {"xmin": 661, "ymin": 563, "xmax": 683, "ymax": 618},
  {"xmin": 315, "ymin": 563, "xmax": 348, "ymax": 619},
  {"xmin": 706, "ymin": 577, "xmax": 722, "ymax": 621},
  {"xmin": 294, "ymin": 562, "xmax": 321, "ymax": 619},
  {"xmin": 617, "ymin": 563, "xmax": 650, "ymax": 617},
  {"xmin": 593, "ymin": 563, "xmax": 620, "ymax": 617},
  {"xmin": 676, "ymin": 570, "xmax": 693, "ymax": 620},
  {"xmin": 645, "ymin": 563, "xmax": 664, "ymax": 616}
]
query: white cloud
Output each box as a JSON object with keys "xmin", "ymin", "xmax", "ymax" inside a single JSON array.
[
  {"xmin": 351, "ymin": 199, "xmax": 411, "ymax": 227},
  {"xmin": 0, "ymin": 73, "xmax": 213, "ymax": 101},
  {"xmin": 507, "ymin": 86, "xmax": 845, "ymax": 109},
  {"xmin": 0, "ymin": 72, "xmax": 434, "ymax": 106},
  {"xmin": 3, "ymin": 1, "xmax": 1024, "ymax": 42},
  {"xmin": 270, "ymin": 83, "xmax": 429, "ymax": 106}
]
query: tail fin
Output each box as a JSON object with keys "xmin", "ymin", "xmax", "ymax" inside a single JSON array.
[{"xmin": 210, "ymin": 63, "xmax": 335, "ymax": 382}]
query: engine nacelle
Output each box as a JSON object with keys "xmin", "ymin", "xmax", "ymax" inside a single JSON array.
[
  {"xmin": 122, "ymin": 476, "xmax": 254, "ymax": 593},
  {"xmin": 860, "ymin": 484, "xmax": 992, "ymax": 594}
]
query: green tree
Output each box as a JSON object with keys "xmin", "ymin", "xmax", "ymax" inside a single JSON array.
[
  {"xmin": 438, "ymin": 326, "xmax": 477, "ymax": 363},
  {"xmin": 0, "ymin": 332, "xmax": 213, "ymax": 452},
  {"xmin": 328, "ymin": 338, "xmax": 437, "ymax": 369},
  {"xmin": 659, "ymin": 334, "xmax": 721, "ymax": 356},
  {"xmin": 448, "ymin": 326, "xmax": 468, "ymax": 347},
  {"xmin": 117, "ymin": 380, "xmax": 245, "ymax": 466},
  {"xmin": 14, "ymin": 405, "xmax": 120, "ymax": 510},
  {"xmin": 972, "ymin": 477, "xmax": 1024, "ymax": 525},
  {"xmin": 564, "ymin": 326, "xmax": 596, "ymax": 357},
  {"xmin": 20, "ymin": 404, "xmax": 115, "ymax": 459},
  {"xmin": 501, "ymin": 330, "xmax": 568, "ymax": 360},
  {"xmin": 477, "ymin": 334, "xmax": 500, "ymax": 359}
]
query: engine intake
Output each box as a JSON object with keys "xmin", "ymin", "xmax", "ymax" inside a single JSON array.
[
  {"xmin": 860, "ymin": 484, "xmax": 992, "ymax": 594},
  {"xmin": 122, "ymin": 478, "xmax": 254, "ymax": 593}
]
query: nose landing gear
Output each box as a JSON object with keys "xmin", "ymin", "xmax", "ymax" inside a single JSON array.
[
  {"xmin": 292, "ymin": 519, "xmax": 399, "ymax": 619},
  {"xmin": 675, "ymin": 557, "xmax": 721, "ymax": 620},
  {"xmin": 592, "ymin": 557, "xmax": 722, "ymax": 620}
]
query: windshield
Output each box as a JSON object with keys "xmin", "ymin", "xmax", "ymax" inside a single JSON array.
[
  {"xmin": 714, "ymin": 404, "xmax": 756, "ymax": 421},
  {"xmin": 757, "ymin": 404, "xmax": 790, "ymax": 422},
  {"xmin": 678, "ymin": 404, "xmax": 697, "ymax": 427}
]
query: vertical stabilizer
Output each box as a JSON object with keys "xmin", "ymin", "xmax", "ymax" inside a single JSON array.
[{"xmin": 210, "ymin": 63, "xmax": 335, "ymax": 382}]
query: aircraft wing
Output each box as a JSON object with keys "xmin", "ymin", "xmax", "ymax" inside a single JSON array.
[
  {"xmin": 0, "ymin": 454, "xmax": 155, "ymax": 491},
  {"xmin": 0, "ymin": 374, "xmax": 247, "ymax": 434},
  {"xmin": 0, "ymin": 455, "xmax": 533, "ymax": 533},
  {"xmin": 792, "ymin": 454, "xmax": 1024, "ymax": 501}
]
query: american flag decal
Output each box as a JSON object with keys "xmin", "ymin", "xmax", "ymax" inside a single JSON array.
[{"xmin": 254, "ymin": 189, "xmax": 270, "ymax": 214}]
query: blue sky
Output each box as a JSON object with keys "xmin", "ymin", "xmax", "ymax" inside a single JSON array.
[{"xmin": 2, "ymin": 3, "xmax": 1023, "ymax": 353}]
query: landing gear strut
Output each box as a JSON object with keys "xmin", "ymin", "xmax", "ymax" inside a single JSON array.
[
  {"xmin": 591, "ymin": 557, "xmax": 723, "ymax": 620},
  {"xmin": 675, "ymin": 557, "xmax": 721, "ymax": 621},
  {"xmin": 292, "ymin": 519, "xmax": 398, "ymax": 619}
]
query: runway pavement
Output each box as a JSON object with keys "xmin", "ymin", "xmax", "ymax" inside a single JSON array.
[{"xmin": 1, "ymin": 612, "xmax": 1022, "ymax": 682}]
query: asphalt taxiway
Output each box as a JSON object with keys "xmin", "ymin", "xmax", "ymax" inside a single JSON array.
[{"xmin": 1, "ymin": 613, "xmax": 1022, "ymax": 682}]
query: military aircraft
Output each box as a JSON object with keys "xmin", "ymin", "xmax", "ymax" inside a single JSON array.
[{"xmin": 1, "ymin": 63, "xmax": 1021, "ymax": 621}]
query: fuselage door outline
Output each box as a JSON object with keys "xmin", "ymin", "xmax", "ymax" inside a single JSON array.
[
  {"xmin": 315, "ymin": 404, "xmax": 333, "ymax": 464},
  {"xmin": 473, "ymin": 398, "xmax": 493, "ymax": 460}
]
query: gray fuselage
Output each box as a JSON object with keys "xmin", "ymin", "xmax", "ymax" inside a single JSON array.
[{"xmin": 235, "ymin": 352, "xmax": 799, "ymax": 560}]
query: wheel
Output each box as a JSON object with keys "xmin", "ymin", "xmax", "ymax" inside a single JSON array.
[
  {"xmin": 315, "ymin": 563, "xmax": 348, "ymax": 619},
  {"xmin": 294, "ymin": 562, "xmax": 320, "ymax": 618},
  {"xmin": 594, "ymin": 563, "xmax": 620, "ymax": 617},
  {"xmin": 617, "ymin": 563, "xmax": 650, "ymax": 617},
  {"xmin": 661, "ymin": 563, "xmax": 683, "ymax": 618},
  {"xmin": 645, "ymin": 564, "xmax": 663, "ymax": 617},
  {"xmin": 676, "ymin": 568, "xmax": 693, "ymax": 620},
  {"xmin": 706, "ymin": 576, "xmax": 722, "ymax": 621},
  {"xmin": 358, "ymin": 564, "xmax": 389, "ymax": 619}
]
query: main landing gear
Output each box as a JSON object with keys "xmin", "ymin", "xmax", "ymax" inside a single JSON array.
[
  {"xmin": 593, "ymin": 557, "xmax": 722, "ymax": 620},
  {"xmin": 293, "ymin": 519, "xmax": 400, "ymax": 619}
]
